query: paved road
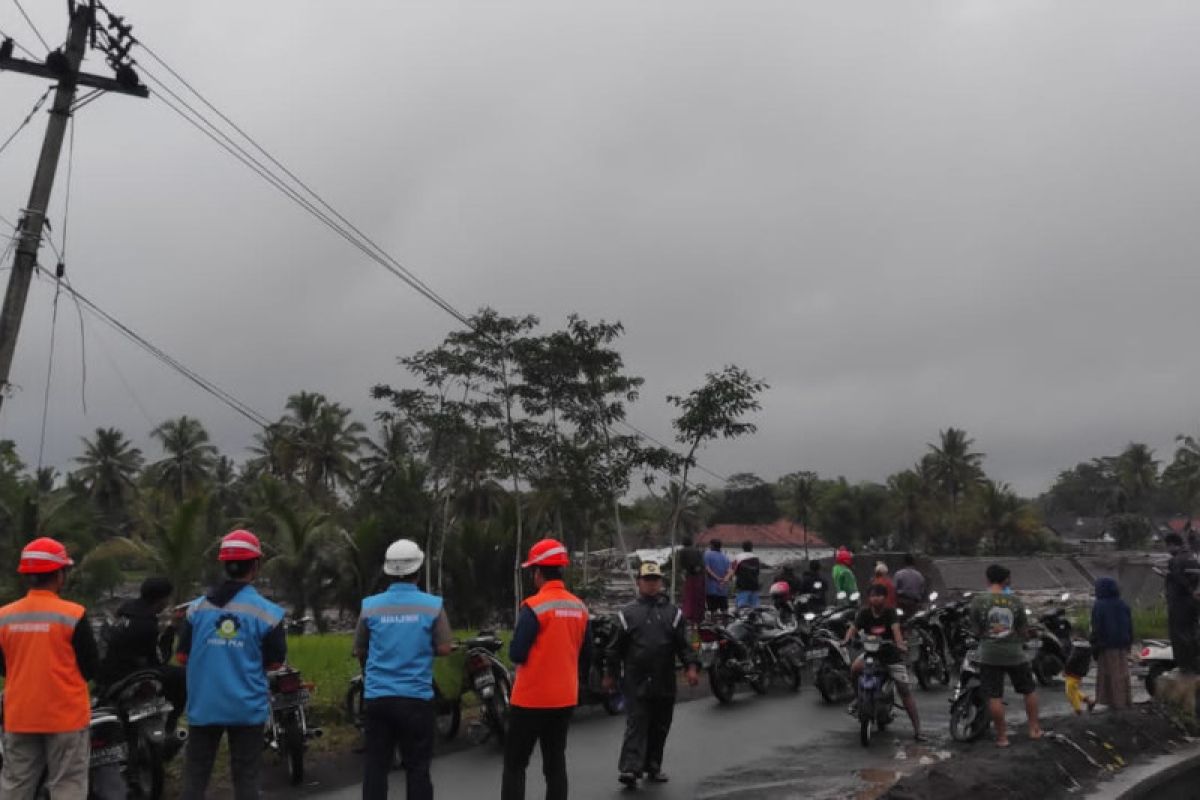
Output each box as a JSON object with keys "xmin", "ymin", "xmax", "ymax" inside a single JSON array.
[{"xmin": 310, "ymin": 678, "xmax": 1076, "ymax": 800}]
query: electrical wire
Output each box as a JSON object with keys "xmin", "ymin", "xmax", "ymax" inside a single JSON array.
[
  {"xmin": 9, "ymin": 0, "xmax": 47, "ymax": 53},
  {"xmin": 0, "ymin": 86, "xmax": 52, "ymax": 161},
  {"xmin": 36, "ymin": 277, "xmax": 62, "ymax": 471},
  {"xmin": 32, "ymin": 263, "xmax": 272, "ymax": 428}
]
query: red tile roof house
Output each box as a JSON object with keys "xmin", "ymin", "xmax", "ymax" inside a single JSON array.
[{"xmin": 695, "ymin": 519, "xmax": 831, "ymax": 571}]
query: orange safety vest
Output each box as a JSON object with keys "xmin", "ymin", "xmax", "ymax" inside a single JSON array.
[
  {"xmin": 510, "ymin": 581, "xmax": 588, "ymax": 709},
  {"xmin": 0, "ymin": 589, "xmax": 90, "ymax": 733}
]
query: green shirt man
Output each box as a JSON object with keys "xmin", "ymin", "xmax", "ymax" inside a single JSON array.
[
  {"xmin": 969, "ymin": 589, "xmax": 1029, "ymax": 666},
  {"xmin": 832, "ymin": 548, "xmax": 858, "ymax": 598}
]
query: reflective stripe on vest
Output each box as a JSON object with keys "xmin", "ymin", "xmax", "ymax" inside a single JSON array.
[
  {"xmin": 361, "ymin": 584, "xmax": 443, "ymax": 701},
  {"xmin": 0, "ymin": 590, "xmax": 90, "ymax": 733},
  {"xmin": 510, "ymin": 582, "xmax": 588, "ymax": 709},
  {"xmin": 184, "ymin": 585, "xmax": 284, "ymax": 727}
]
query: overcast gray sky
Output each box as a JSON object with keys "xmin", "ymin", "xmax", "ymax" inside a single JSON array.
[{"xmin": 0, "ymin": 0, "xmax": 1197, "ymax": 496}]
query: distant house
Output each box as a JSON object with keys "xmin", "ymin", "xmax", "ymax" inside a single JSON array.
[
  {"xmin": 695, "ymin": 519, "xmax": 830, "ymax": 567},
  {"xmin": 1045, "ymin": 515, "xmax": 1116, "ymax": 553}
]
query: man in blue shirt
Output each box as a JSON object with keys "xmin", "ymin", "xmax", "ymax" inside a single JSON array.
[
  {"xmin": 354, "ymin": 539, "xmax": 452, "ymax": 800},
  {"xmin": 703, "ymin": 539, "xmax": 732, "ymax": 614},
  {"xmin": 177, "ymin": 530, "xmax": 286, "ymax": 800}
]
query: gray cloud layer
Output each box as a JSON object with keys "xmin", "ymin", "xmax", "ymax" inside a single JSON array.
[{"xmin": 0, "ymin": 1, "xmax": 1197, "ymax": 494}]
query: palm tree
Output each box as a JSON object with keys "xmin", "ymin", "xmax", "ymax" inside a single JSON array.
[
  {"xmin": 1164, "ymin": 435, "xmax": 1200, "ymax": 515},
  {"xmin": 927, "ymin": 428, "xmax": 984, "ymax": 549},
  {"xmin": 255, "ymin": 477, "xmax": 341, "ymax": 630},
  {"xmin": 1114, "ymin": 443, "xmax": 1158, "ymax": 514},
  {"xmin": 83, "ymin": 496, "xmax": 209, "ymax": 600},
  {"xmin": 304, "ymin": 402, "xmax": 366, "ymax": 498},
  {"xmin": 75, "ymin": 427, "xmax": 143, "ymax": 529},
  {"xmin": 974, "ymin": 481, "xmax": 1038, "ymax": 555},
  {"xmin": 887, "ymin": 468, "xmax": 929, "ymax": 551},
  {"xmin": 150, "ymin": 416, "xmax": 217, "ymax": 501}
]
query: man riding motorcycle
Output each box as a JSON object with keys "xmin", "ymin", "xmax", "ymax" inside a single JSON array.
[
  {"xmin": 843, "ymin": 584, "xmax": 924, "ymax": 741},
  {"xmin": 99, "ymin": 577, "xmax": 186, "ymax": 747}
]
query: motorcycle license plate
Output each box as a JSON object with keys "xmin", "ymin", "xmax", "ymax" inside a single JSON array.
[
  {"xmin": 1026, "ymin": 640, "xmax": 1041, "ymax": 650},
  {"xmin": 127, "ymin": 701, "xmax": 171, "ymax": 723},
  {"xmin": 700, "ymin": 642, "xmax": 718, "ymax": 667},
  {"xmin": 272, "ymin": 690, "xmax": 310, "ymax": 710},
  {"xmin": 91, "ymin": 743, "xmax": 127, "ymax": 767},
  {"xmin": 806, "ymin": 648, "xmax": 827, "ymax": 662}
]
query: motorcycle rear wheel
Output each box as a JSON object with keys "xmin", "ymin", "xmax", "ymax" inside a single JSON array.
[
  {"xmin": 1035, "ymin": 654, "xmax": 1063, "ymax": 687},
  {"xmin": 127, "ymin": 738, "xmax": 164, "ymax": 800},
  {"xmin": 709, "ymin": 664, "xmax": 736, "ymax": 704},
  {"xmin": 284, "ymin": 721, "xmax": 305, "ymax": 785},
  {"xmin": 860, "ymin": 716, "xmax": 873, "ymax": 747},
  {"xmin": 1145, "ymin": 665, "xmax": 1167, "ymax": 697},
  {"xmin": 487, "ymin": 669, "xmax": 513, "ymax": 741}
]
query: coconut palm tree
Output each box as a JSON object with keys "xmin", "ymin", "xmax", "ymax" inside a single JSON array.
[
  {"xmin": 150, "ymin": 416, "xmax": 217, "ymax": 502},
  {"xmin": 1114, "ymin": 442, "xmax": 1158, "ymax": 514},
  {"xmin": 1164, "ymin": 435, "xmax": 1200, "ymax": 515},
  {"xmin": 927, "ymin": 427, "xmax": 984, "ymax": 548},
  {"xmin": 75, "ymin": 427, "xmax": 143, "ymax": 530}
]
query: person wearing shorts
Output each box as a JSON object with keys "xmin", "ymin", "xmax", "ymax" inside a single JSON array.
[
  {"xmin": 844, "ymin": 584, "xmax": 923, "ymax": 741},
  {"xmin": 969, "ymin": 564, "xmax": 1043, "ymax": 747}
]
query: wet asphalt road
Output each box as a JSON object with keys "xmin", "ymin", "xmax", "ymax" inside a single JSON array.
[{"xmin": 313, "ymin": 678, "xmax": 1075, "ymax": 800}]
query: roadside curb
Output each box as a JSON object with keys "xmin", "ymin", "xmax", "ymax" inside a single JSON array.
[{"xmin": 1085, "ymin": 743, "xmax": 1200, "ymax": 799}]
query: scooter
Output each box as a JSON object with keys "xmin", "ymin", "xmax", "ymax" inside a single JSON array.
[
  {"xmin": 1030, "ymin": 592, "xmax": 1073, "ymax": 686},
  {"xmin": 904, "ymin": 593, "xmax": 949, "ymax": 690},
  {"xmin": 855, "ymin": 635, "xmax": 897, "ymax": 747},
  {"xmin": 948, "ymin": 637, "xmax": 989, "ymax": 742}
]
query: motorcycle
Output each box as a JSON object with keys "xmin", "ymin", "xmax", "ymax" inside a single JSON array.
[
  {"xmin": 265, "ymin": 666, "xmax": 322, "ymax": 785},
  {"xmin": 745, "ymin": 607, "xmax": 805, "ymax": 692},
  {"xmin": 1029, "ymin": 592, "xmax": 1072, "ymax": 686},
  {"xmin": 101, "ymin": 669, "xmax": 181, "ymax": 799},
  {"xmin": 855, "ymin": 635, "xmax": 898, "ymax": 747},
  {"xmin": 1133, "ymin": 639, "xmax": 1174, "ymax": 696},
  {"xmin": 948, "ymin": 638, "xmax": 989, "ymax": 742},
  {"xmin": 903, "ymin": 593, "xmax": 949, "ymax": 690},
  {"xmin": 932, "ymin": 593, "xmax": 976, "ymax": 674},
  {"xmin": 579, "ymin": 614, "xmax": 625, "ymax": 715},
  {"xmin": 697, "ymin": 611, "xmax": 767, "ymax": 703},
  {"xmin": 346, "ymin": 674, "xmax": 464, "ymax": 745},
  {"xmin": 460, "ymin": 631, "xmax": 513, "ymax": 742},
  {"xmin": 0, "ymin": 694, "xmax": 129, "ymax": 800}
]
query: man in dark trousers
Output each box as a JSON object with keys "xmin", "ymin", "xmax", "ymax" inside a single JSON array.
[
  {"xmin": 605, "ymin": 562, "xmax": 700, "ymax": 788},
  {"xmin": 502, "ymin": 539, "xmax": 591, "ymax": 800},
  {"xmin": 1163, "ymin": 533, "xmax": 1200, "ymax": 673}
]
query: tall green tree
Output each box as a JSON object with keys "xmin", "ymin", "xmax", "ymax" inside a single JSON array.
[
  {"xmin": 150, "ymin": 415, "xmax": 217, "ymax": 502},
  {"xmin": 75, "ymin": 427, "xmax": 143, "ymax": 532}
]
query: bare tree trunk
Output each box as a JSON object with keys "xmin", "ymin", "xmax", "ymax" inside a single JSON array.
[{"xmin": 667, "ymin": 449, "xmax": 696, "ymax": 601}]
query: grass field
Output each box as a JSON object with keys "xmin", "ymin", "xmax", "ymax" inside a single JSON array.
[
  {"xmin": 287, "ymin": 630, "xmax": 513, "ymax": 724},
  {"xmin": 1070, "ymin": 603, "xmax": 1169, "ymax": 641}
]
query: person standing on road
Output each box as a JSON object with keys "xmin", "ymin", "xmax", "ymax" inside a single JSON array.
[
  {"xmin": 355, "ymin": 539, "xmax": 453, "ymax": 800},
  {"xmin": 732, "ymin": 541, "xmax": 762, "ymax": 610},
  {"xmin": 502, "ymin": 538, "xmax": 591, "ymax": 800},
  {"xmin": 0, "ymin": 538, "xmax": 99, "ymax": 800},
  {"xmin": 677, "ymin": 536, "xmax": 706, "ymax": 625},
  {"xmin": 177, "ymin": 530, "xmax": 287, "ymax": 800},
  {"xmin": 843, "ymin": 584, "xmax": 924, "ymax": 741},
  {"xmin": 1090, "ymin": 576, "xmax": 1133, "ymax": 710},
  {"xmin": 703, "ymin": 540, "xmax": 732, "ymax": 615},
  {"xmin": 894, "ymin": 554, "xmax": 926, "ymax": 618},
  {"xmin": 832, "ymin": 547, "xmax": 858, "ymax": 601},
  {"xmin": 969, "ymin": 564, "xmax": 1042, "ymax": 748},
  {"xmin": 795, "ymin": 559, "xmax": 827, "ymax": 611},
  {"xmin": 1162, "ymin": 533, "xmax": 1200, "ymax": 673},
  {"xmin": 605, "ymin": 562, "xmax": 701, "ymax": 788}
]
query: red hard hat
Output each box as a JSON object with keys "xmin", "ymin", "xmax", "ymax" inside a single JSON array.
[
  {"xmin": 18, "ymin": 537, "xmax": 74, "ymax": 574},
  {"xmin": 522, "ymin": 538, "xmax": 569, "ymax": 568},
  {"xmin": 219, "ymin": 529, "xmax": 263, "ymax": 561},
  {"xmin": 836, "ymin": 547, "xmax": 853, "ymax": 566}
]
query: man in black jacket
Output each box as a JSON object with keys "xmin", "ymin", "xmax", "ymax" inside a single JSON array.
[
  {"xmin": 795, "ymin": 559, "xmax": 827, "ymax": 612},
  {"xmin": 604, "ymin": 562, "xmax": 700, "ymax": 789},
  {"xmin": 1163, "ymin": 533, "xmax": 1200, "ymax": 673},
  {"xmin": 100, "ymin": 577, "xmax": 187, "ymax": 740}
]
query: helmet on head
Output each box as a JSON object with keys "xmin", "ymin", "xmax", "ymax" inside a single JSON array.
[
  {"xmin": 836, "ymin": 547, "xmax": 853, "ymax": 566},
  {"xmin": 384, "ymin": 539, "xmax": 424, "ymax": 576},
  {"xmin": 522, "ymin": 538, "xmax": 569, "ymax": 569},
  {"xmin": 769, "ymin": 581, "xmax": 790, "ymax": 598},
  {"xmin": 219, "ymin": 530, "xmax": 263, "ymax": 562},
  {"xmin": 18, "ymin": 537, "xmax": 73, "ymax": 574}
]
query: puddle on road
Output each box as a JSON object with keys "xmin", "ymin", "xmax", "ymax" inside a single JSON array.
[{"xmin": 855, "ymin": 768, "xmax": 903, "ymax": 800}]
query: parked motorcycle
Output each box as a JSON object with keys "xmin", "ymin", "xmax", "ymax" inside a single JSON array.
[
  {"xmin": 932, "ymin": 593, "xmax": 976, "ymax": 674},
  {"xmin": 1029, "ymin": 592, "xmax": 1072, "ymax": 686},
  {"xmin": 697, "ymin": 612, "xmax": 767, "ymax": 703},
  {"xmin": 808, "ymin": 620, "xmax": 854, "ymax": 703},
  {"xmin": 948, "ymin": 637, "xmax": 989, "ymax": 742},
  {"xmin": 855, "ymin": 635, "xmax": 897, "ymax": 747},
  {"xmin": 266, "ymin": 666, "xmax": 322, "ymax": 785},
  {"xmin": 346, "ymin": 674, "xmax": 464, "ymax": 746},
  {"xmin": 0, "ymin": 694, "xmax": 129, "ymax": 800},
  {"xmin": 460, "ymin": 631, "xmax": 513, "ymax": 741},
  {"xmin": 903, "ymin": 592, "xmax": 948, "ymax": 690},
  {"xmin": 579, "ymin": 614, "xmax": 625, "ymax": 715},
  {"xmin": 1133, "ymin": 639, "xmax": 1174, "ymax": 696},
  {"xmin": 101, "ymin": 668, "xmax": 181, "ymax": 799},
  {"xmin": 745, "ymin": 608, "xmax": 805, "ymax": 692}
]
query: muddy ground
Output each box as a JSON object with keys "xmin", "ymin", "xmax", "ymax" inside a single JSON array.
[{"xmin": 882, "ymin": 706, "xmax": 1194, "ymax": 800}]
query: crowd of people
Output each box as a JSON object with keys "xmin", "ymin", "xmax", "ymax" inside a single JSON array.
[{"xmin": 0, "ymin": 528, "xmax": 1185, "ymax": 798}]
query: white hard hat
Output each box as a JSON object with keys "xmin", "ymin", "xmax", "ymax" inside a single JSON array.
[{"xmin": 384, "ymin": 539, "xmax": 424, "ymax": 576}]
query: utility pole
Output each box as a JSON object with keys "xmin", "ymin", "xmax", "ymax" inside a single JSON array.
[{"xmin": 0, "ymin": 0, "xmax": 146, "ymax": 413}]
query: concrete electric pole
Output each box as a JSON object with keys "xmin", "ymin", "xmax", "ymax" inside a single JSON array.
[{"xmin": 0, "ymin": 0, "xmax": 146, "ymax": 413}]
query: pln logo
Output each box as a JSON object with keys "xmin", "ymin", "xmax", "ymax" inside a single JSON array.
[{"xmin": 215, "ymin": 613, "xmax": 241, "ymax": 641}]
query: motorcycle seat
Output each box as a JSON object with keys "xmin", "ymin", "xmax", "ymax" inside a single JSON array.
[
  {"xmin": 465, "ymin": 636, "xmax": 502, "ymax": 653},
  {"xmin": 100, "ymin": 668, "xmax": 164, "ymax": 702}
]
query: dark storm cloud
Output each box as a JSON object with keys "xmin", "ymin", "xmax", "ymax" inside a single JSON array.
[{"xmin": 0, "ymin": 0, "xmax": 1197, "ymax": 493}]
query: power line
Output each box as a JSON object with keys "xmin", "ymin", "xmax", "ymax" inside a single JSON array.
[
  {"xmin": 0, "ymin": 86, "xmax": 52, "ymax": 161},
  {"xmin": 0, "ymin": 25, "xmax": 38, "ymax": 58},
  {"xmin": 9, "ymin": 0, "xmax": 48, "ymax": 52},
  {"xmin": 126, "ymin": 31, "xmax": 734, "ymax": 483}
]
